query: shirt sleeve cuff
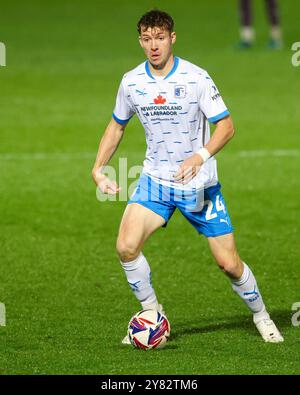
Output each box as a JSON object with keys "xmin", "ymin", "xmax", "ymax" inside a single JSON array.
[
  {"xmin": 208, "ymin": 110, "xmax": 230, "ymax": 124},
  {"xmin": 112, "ymin": 113, "xmax": 132, "ymax": 125}
]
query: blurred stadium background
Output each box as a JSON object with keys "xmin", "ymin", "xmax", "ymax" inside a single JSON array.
[{"xmin": 0, "ymin": 0, "xmax": 299, "ymax": 374}]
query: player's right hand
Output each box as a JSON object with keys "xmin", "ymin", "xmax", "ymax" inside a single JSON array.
[{"xmin": 92, "ymin": 170, "xmax": 121, "ymax": 195}]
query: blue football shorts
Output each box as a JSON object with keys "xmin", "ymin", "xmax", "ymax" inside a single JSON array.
[{"xmin": 128, "ymin": 173, "xmax": 233, "ymax": 238}]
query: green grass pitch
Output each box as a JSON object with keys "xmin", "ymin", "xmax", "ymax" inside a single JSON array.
[{"xmin": 0, "ymin": 0, "xmax": 300, "ymax": 374}]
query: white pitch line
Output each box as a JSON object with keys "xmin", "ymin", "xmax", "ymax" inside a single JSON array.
[
  {"xmin": 238, "ymin": 149, "xmax": 300, "ymax": 157},
  {"xmin": 0, "ymin": 152, "xmax": 95, "ymax": 160},
  {"xmin": 0, "ymin": 149, "xmax": 299, "ymax": 161}
]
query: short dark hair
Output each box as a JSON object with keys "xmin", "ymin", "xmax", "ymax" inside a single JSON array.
[{"xmin": 137, "ymin": 9, "xmax": 174, "ymax": 35}]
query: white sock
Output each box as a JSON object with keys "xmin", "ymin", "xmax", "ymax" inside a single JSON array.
[
  {"xmin": 270, "ymin": 26, "xmax": 282, "ymax": 42},
  {"xmin": 240, "ymin": 27, "xmax": 255, "ymax": 43},
  {"xmin": 231, "ymin": 262, "xmax": 268, "ymax": 319},
  {"xmin": 121, "ymin": 253, "xmax": 159, "ymax": 310}
]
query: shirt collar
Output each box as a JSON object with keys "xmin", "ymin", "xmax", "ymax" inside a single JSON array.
[{"xmin": 145, "ymin": 56, "xmax": 179, "ymax": 80}]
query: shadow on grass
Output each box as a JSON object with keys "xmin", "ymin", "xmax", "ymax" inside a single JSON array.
[{"xmin": 170, "ymin": 309, "xmax": 292, "ymax": 342}]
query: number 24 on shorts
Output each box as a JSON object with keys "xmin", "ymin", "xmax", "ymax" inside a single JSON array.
[{"xmin": 204, "ymin": 195, "xmax": 226, "ymax": 221}]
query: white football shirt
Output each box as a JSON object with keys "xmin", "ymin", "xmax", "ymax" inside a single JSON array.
[{"xmin": 113, "ymin": 56, "xmax": 230, "ymax": 190}]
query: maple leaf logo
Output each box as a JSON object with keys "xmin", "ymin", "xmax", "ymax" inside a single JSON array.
[{"xmin": 154, "ymin": 95, "xmax": 166, "ymax": 105}]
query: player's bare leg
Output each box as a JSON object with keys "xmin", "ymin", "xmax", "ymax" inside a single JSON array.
[
  {"xmin": 117, "ymin": 202, "xmax": 165, "ymax": 262},
  {"xmin": 207, "ymin": 233, "xmax": 284, "ymax": 342},
  {"xmin": 116, "ymin": 203, "xmax": 166, "ymax": 344}
]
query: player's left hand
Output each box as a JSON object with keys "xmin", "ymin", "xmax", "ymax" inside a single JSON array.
[{"xmin": 173, "ymin": 153, "xmax": 203, "ymax": 184}]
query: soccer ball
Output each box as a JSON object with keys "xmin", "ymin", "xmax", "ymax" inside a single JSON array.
[{"xmin": 127, "ymin": 309, "xmax": 171, "ymax": 350}]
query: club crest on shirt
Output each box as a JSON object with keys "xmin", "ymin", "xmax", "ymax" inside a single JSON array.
[{"xmin": 174, "ymin": 85, "xmax": 187, "ymax": 99}]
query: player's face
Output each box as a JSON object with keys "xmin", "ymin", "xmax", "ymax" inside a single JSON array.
[{"xmin": 139, "ymin": 26, "xmax": 176, "ymax": 70}]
